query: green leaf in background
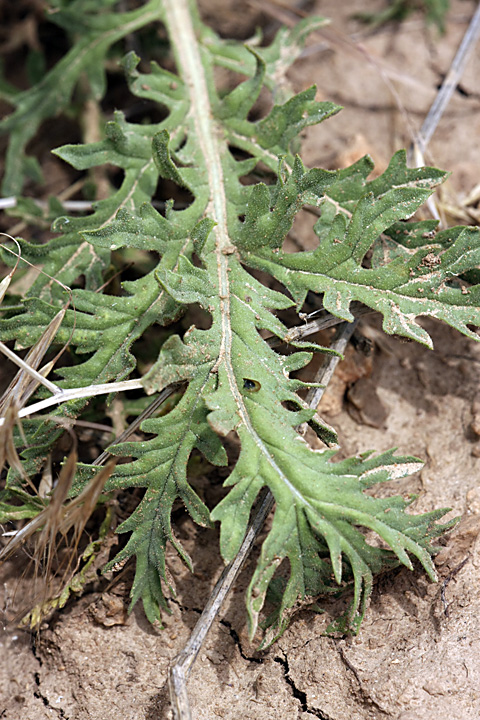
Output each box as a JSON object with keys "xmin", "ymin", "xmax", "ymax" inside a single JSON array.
[{"xmin": 0, "ymin": 0, "xmax": 164, "ymax": 195}]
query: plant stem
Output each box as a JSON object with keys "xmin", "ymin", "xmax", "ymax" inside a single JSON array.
[
  {"xmin": 0, "ymin": 378, "xmax": 144, "ymax": 427},
  {"xmin": 168, "ymin": 320, "xmax": 357, "ymax": 720}
]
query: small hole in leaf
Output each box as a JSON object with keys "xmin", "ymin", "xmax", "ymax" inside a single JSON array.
[
  {"xmin": 243, "ymin": 378, "xmax": 261, "ymax": 392},
  {"xmin": 362, "ymin": 248, "xmax": 373, "ymax": 269},
  {"xmin": 176, "ymin": 134, "xmax": 188, "ymax": 152}
]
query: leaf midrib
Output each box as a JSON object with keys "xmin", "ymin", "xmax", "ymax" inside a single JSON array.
[{"xmin": 163, "ymin": 0, "xmax": 318, "ymax": 513}]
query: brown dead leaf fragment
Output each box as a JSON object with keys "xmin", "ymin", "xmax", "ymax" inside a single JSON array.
[{"xmin": 89, "ymin": 592, "xmax": 129, "ymax": 627}]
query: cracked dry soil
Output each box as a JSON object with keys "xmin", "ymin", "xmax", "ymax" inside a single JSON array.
[
  {"xmin": 2, "ymin": 0, "xmax": 480, "ymax": 718},
  {"xmin": 3, "ymin": 319, "xmax": 480, "ymax": 720}
]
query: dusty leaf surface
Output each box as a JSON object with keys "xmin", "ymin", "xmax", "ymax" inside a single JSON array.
[{"xmin": 2, "ymin": 1, "xmax": 480, "ymax": 718}]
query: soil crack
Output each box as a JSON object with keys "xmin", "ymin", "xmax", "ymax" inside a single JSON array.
[
  {"xmin": 219, "ymin": 618, "xmax": 262, "ymax": 664},
  {"xmin": 274, "ymin": 652, "xmax": 334, "ymax": 719},
  {"xmin": 169, "ymin": 598, "xmax": 263, "ymax": 663},
  {"xmin": 337, "ymin": 643, "xmax": 389, "ymax": 716},
  {"xmin": 33, "ymin": 671, "xmax": 67, "ymax": 719},
  {"xmin": 32, "ymin": 638, "xmax": 68, "ymax": 719}
]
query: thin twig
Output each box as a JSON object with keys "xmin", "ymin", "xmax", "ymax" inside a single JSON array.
[
  {"xmin": 270, "ymin": 302, "xmax": 369, "ymax": 347},
  {"xmin": 0, "ymin": 341, "xmax": 61, "ymax": 395},
  {"xmin": 0, "ymin": 197, "xmax": 94, "ymax": 212},
  {"xmin": 3, "ymin": 179, "xmax": 88, "ymax": 237},
  {"xmin": 0, "ymin": 196, "xmax": 181, "ymax": 214},
  {"xmin": 92, "ymin": 383, "xmax": 185, "ymax": 466},
  {"xmin": 414, "ymin": 1, "xmax": 480, "ymax": 157},
  {"xmin": 305, "ymin": 320, "xmax": 358, "ymax": 409},
  {"xmin": 169, "ymin": 488, "xmax": 274, "ymax": 720},
  {"xmin": 0, "ymin": 378, "xmax": 144, "ymax": 427},
  {"xmin": 168, "ymin": 320, "xmax": 356, "ymax": 720}
]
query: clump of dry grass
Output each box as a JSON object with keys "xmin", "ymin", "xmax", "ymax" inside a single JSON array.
[{"xmin": 0, "ymin": 237, "xmax": 117, "ymax": 627}]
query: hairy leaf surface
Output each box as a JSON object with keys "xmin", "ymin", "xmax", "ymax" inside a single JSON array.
[
  {"xmin": 0, "ymin": 0, "xmax": 164, "ymax": 195},
  {"xmin": 1, "ymin": 0, "xmax": 478, "ymax": 641}
]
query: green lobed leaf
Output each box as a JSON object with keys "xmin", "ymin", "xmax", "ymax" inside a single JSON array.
[
  {"xmin": 103, "ymin": 373, "xmax": 223, "ymax": 623},
  {"xmin": 240, "ymin": 152, "xmax": 480, "ymax": 348},
  {"xmin": 0, "ymin": 0, "xmax": 165, "ymax": 195},
  {"xmin": 0, "ymin": 0, "xmax": 476, "ymax": 641}
]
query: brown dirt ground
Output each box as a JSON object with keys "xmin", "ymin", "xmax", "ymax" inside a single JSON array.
[{"xmin": 2, "ymin": 1, "xmax": 480, "ymax": 718}]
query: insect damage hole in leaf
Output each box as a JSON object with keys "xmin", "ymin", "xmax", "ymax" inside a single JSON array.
[
  {"xmin": 242, "ymin": 378, "xmax": 261, "ymax": 392},
  {"xmin": 0, "ymin": 0, "xmax": 478, "ymax": 653}
]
